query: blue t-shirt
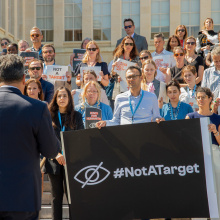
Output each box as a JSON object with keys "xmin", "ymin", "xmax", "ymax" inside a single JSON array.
[
  {"xmin": 187, "ymin": 112, "xmax": 220, "ymax": 146},
  {"xmin": 160, "ymin": 102, "xmax": 193, "ymax": 121}
]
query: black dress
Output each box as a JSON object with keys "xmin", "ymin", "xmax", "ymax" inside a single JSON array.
[{"xmin": 44, "ymin": 111, "xmax": 84, "ymax": 220}]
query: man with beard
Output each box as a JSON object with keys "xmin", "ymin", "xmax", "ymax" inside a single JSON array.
[
  {"xmin": 26, "ymin": 26, "xmax": 44, "ymax": 61},
  {"xmin": 42, "ymin": 44, "xmax": 72, "ymax": 91}
]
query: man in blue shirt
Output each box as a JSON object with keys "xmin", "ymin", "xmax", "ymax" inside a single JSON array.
[
  {"xmin": 96, "ymin": 66, "xmax": 163, "ymax": 128},
  {"xmin": 28, "ymin": 58, "xmax": 54, "ymax": 103}
]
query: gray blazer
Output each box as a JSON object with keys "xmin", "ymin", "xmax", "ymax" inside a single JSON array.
[
  {"xmin": 0, "ymin": 87, "xmax": 60, "ymax": 212},
  {"xmin": 153, "ymin": 79, "xmax": 161, "ymax": 99},
  {"xmin": 116, "ymin": 33, "xmax": 148, "ymax": 53}
]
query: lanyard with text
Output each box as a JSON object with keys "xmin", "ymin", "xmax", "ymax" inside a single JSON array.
[
  {"xmin": 187, "ymin": 85, "xmax": 196, "ymax": 98},
  {"xmin": 129, "ymin": 92, "xmax": 144, "ymax": 123},
  {"xmin": 58, "ymin": 111, "xmax": 65, "ymax": 132}
]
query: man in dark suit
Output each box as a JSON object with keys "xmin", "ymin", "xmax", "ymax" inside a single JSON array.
[
  {"xmin": 28, "ymin": 58, "xmax": 54, "ymax": 103},
  {"xmin": 116, "ymin": 18, "xmax": 148, "ymax": 53},
  {"xmin": 0, "ymin": 55, "xmax": 60, "ymax": 220}
]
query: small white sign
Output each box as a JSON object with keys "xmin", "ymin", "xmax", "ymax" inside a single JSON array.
[
  {"xmin": 45, "ymin": 65, "xmax": 68, "ymax": 84},
  {"xmin": 158, "ymin": 82, "xmax": 169, "ymax": 103}
]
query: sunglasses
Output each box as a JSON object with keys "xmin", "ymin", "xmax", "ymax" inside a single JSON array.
[
  {"xmin": 87, "ymin": 48, "xmax": 97, "ymax": 51},
  {"xmin": 1, "ymin": 42, "xmax": 8, "ymax": 46},
  {"xmin": 124, "ymin": 43, "xmax": 133, "ymax": 46},
  {"xmin": 29, "ymin": 67, "xmax": 41, "ymax": 70},
  {"xmin": 139, "ymin": 56, "xmax": 149, "ymax": 60},
  {"xmin": 186, "ymin": 42, "xmax": 196, "ymax": 45},
  {"xmin": 174, "ymin": 53, "xmax": 184, "ymax": 57},
  {"xmin": 124, "ymin": 25, "xmax": 133, "ymax": 29},
  {"xmin": 178, "ymin": 29, "xmax": 185, "ymax": 32},
  {"xmin": 31, "ymin": 34, "xmax": 40, "ymax": 38}
]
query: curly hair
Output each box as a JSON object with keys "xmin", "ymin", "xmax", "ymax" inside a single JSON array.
[
  {"xmin": 113, "ymin": 36, "xmax": 138, "ymax": 60},
  {"xmin": 49, "ymin": 87, "xmax": 75, "ymax": 129}
]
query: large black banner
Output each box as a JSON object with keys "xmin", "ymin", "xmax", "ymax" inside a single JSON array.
[{"xmin": 61, "ymin": 118, "xmax": 218, "ymax": 220}]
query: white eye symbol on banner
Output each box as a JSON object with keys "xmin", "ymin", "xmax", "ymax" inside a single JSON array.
[
  {"xmin": 89, "ymin": 123, "xmax": 96, "ymax": 128},
  {"xmin": 74, "ymin": 162, "xmax": 110, "ymax": 188}
]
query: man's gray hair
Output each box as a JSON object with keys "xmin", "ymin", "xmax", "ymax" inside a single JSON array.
[
  {"xmin": 211, "ymin": 46, "xmax": 220, "ymax": 58},
  {"xmin": 30, "ymin": 26, "xmax": 42, "ymax": 35},
  {"xmin": 0, "ymin": 55, "xmax": 25, "ymax": 83},
  {"xmin": 18, "ymin": 40, "xmax": 29, "ymax": 46},
  {"xmin": 154, "ymin": 33, "xmax": 165, "ymax": 41}
]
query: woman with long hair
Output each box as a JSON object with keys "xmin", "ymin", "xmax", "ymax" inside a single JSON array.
[
  {"xmin": 44, "ymin": 87, "xmax": 84, "ymax": 220},
  {"xmin": 159, "ymin": 80, "xmax": 193, "ymax": 120},
  {"xmin": 166, "ymin": 35, "xmax": 181, "ymax": 52},
  {"xmin": 75, "ymin": 40, "xmax": 109, "ymax": 88},
  {"xmin": 175, "ymin": 25, "xmax": 188, "ymax": 48},
  {"xmin": 75, "ymin": 81, "xmax": 113, "ymax": 124},
  {"xmin": 184, "ymin": 36, "xmax": 204, "ymax": 85},
  {"xmin": 24, "ymin": 79, "xmax": 44, "ymax": 101}
]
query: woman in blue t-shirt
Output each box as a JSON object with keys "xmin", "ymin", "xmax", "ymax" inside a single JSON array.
[{"xmin": 159, "ymin": 80, "xmax": 193, "ymax": 121}]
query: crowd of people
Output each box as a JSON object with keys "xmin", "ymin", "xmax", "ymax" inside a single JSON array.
[{"xmin": 1, "ymin": 17, "xmax": 220, "ymax": 220}]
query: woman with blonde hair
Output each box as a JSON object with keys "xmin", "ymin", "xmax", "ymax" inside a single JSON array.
[
  {"xmin": 184, "ymin": 36, "xmax": 204, "ymax": 85},
  {"xmin": 75, "ymin": 40, "xmax": 109, "ymax": 88},
  {"xmin": 141, "ymin": 60, "xmax": 164, "ymax": 99},
  {"xmin": 75, "ymin": 81, "xmax": 113, "ymax": 124},
  {"xmin": 175, "ymin": 25, "xmax": 188, "ymax": 48}
]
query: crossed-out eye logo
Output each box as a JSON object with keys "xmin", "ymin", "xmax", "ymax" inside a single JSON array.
[
  {"xmin": 74, "ymin": 162, "xmax": 110, "ymax": 188},
  {"xmin": 74, "ymin": 162, "xmax": 200, "ymax": 188}
]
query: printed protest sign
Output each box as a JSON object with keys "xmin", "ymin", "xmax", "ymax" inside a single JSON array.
[
  {"xmin": 114, "ymin": 58, "xmax": 135, "ymax": 92},
  {"xmin": 85, "ymin": 107, "xmax": 102, "ymax": 129},
  {"xmin": 72, "ymin": 49, "xmax": 86, "ymax": 70},
  {"xmin": 159, "ymin": 81, "xmax": 169, "ymax": 103},
  {"xmin": 61, "ymin": 118, "xmax": 218, "ymax": 220},
  {"xmin": 20, "ymin": 52, "xmax": 39, "ymax": 77},
  {"xmin": 44, "ymin": 65, "xmax": 68, "ymax": 84},
  {"xmin": 80, "ymin": 66, "xmax": 101, "ymax": 81},
  {"xmin": 153, "ymin": 55, "xmax": 171, "ymax": 69}
]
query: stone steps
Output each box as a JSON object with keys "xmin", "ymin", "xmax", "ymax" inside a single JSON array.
[{"xmin": 40, "ymin": 205, "xmax": 69, "ymax": 219}]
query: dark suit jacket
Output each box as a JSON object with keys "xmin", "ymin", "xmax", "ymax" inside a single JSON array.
[
  {"xmin": 116, "ymin": 33, "xmax": 148, "ymax": 52},
  {"xmin": 44, "ymin": 111, "xmax": 84, "ymax": 175},
  {"xmin": 0, "ymin": 87, "xmax": 60, "ymax": 212},
  {"xmin": 39, "ymin": 77, "xmax": 54, "ymax": 104}
]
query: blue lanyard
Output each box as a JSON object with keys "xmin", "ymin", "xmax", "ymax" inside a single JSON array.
[
  {"xmin": 58, "ymin": 111, "xmax": 65, "ymax": 132},
  {"xmin": 187, "ymin": 85, "xmax": 196, "ymax": 98},
  {"xmin": 170, "ymin": 101, "xmax": 181, "ymax": 120},
  {"xmin": 129, "ymin": 91, "xmax": 144, "ymax": 123}
]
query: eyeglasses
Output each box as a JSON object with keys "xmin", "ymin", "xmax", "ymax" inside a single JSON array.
[
  {"xmin": 31, "ymin": 34, "xmax": 40, "ymax": 38},
  {"xmin": 43, "ymin": 50, "xmax": 53, "ymax": 54},
  {"xmin": 186, "ymin": 42, "xmax": 196, "ymax": 45},
  {"xmin": 174, "ymin": 53, "xmax": 184, "ymax": 57},
  {"xmin": 178, "ymin": 29, "xmax": 185, "ymax": 32},
  {"xmin": 29, "ymin": 67, "xmax": 41, "ymax": 71},
  {"xmin": 87, "ymin": 48, "xmax": 97, "ymax": 51},
  {"xmin": 1, "ymin": 42, "xmax": 8, "ymax": 46},
  {"xmin": 139, "ymin": 56, "xmax": 149, "ymax": 60},
  {"xmin": 126, "ymin": 74, "xmax": 141, "ymax": 80},
  {"xmin": 124, "ymin": 25, "xmax": 133, "ymax": 29},
  {"xmin": 124, "ymin": 43, "xmax": 134, "ymax": 46},
  {"xmin": 86, "ymin": 90, "xmax": 98, "ymax": 94},
  {"xmin": 196, "ymin": 95, "xmax": 208, "ymax": 100}
]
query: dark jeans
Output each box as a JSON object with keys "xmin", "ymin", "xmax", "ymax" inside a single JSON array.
[{"xmin": 0, "ymin": 211, "xmax": 39, "ymax": 220}]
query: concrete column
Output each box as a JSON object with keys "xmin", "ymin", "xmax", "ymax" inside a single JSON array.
[
  {"xmin": 140, "ymin": 0, "xmax": 150, "ymax": 42},
  {"xmin": 170, "ymin": 0, "xmax": 181, "ymax": 35},
  {"xmin": 5, "ymin": 0, "xmax": 8, "ymax": 36},
  {"xmin": 23, "ymin": 0, "xmax": 36, "ymax": 46},
  {"xmin": 82, "ymin": 0, "xmax": 93, "ymax": 40},
  {"xmin": 111, "ymin": 0, "xmax": 121, "ymax": 46},
  {"xmin": 53, "ymin": 0, "xmax": 64, "ymax": 47},
  {"xmin": 200, "ymin": 0, "xmax": 211, "ymax": 29},
  {"xmin": 14, "ymin": 0, "xmax": 17, "ymax": 40}
]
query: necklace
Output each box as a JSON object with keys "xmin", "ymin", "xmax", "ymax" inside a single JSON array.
[
  {"xmin": 186, "ymin": 54, "xmax": 196, "ymax": 63},
  {"xmin": 88, "ymin": 61, "xmax": 96, "ymax": 66},
  {"xmin": 169, "ymin": 101, "xmax": 181, "ymax": 120}
]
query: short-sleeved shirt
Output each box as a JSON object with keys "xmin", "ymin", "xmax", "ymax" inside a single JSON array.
[
  {"xmin": 187, "ymin": 112, "xmax": 220, "ymax": 146},
  {"xmin": 184, "ymin": 56, "xmax": 204, "ymax": 74}
]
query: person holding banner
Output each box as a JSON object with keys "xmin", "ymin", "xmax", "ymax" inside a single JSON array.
[
  {"xmin": 75, "ymin": 40, "xmax": 109, "ymax": 88},
  {"xmin": 96, "ymin": 66, "xmax": 162, "ymax": 128},
  {"xmin": 184, "ymin": 36, "xmax": 204, "ymax": 85},
  {"xmin": 75, "ymin": 81, "xmax": 113, "ymax": 124},
  {"xmin": 179, "ymin": 65, "xmax": 199, "ymax": 111},
  {"xmin": 44, "ymin": 87, "xmax": 84, "ymax": 220},
  {"xmin": 186, "ymin": 87, "xmax": 220, "ymax": 216},
  {"xmin": 166, "ymin": 46, "xmax": 186, "ymax": 84},
  {"xmin": 159, "ymin": 80, "xmax": 193, "ymax": 120}
]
